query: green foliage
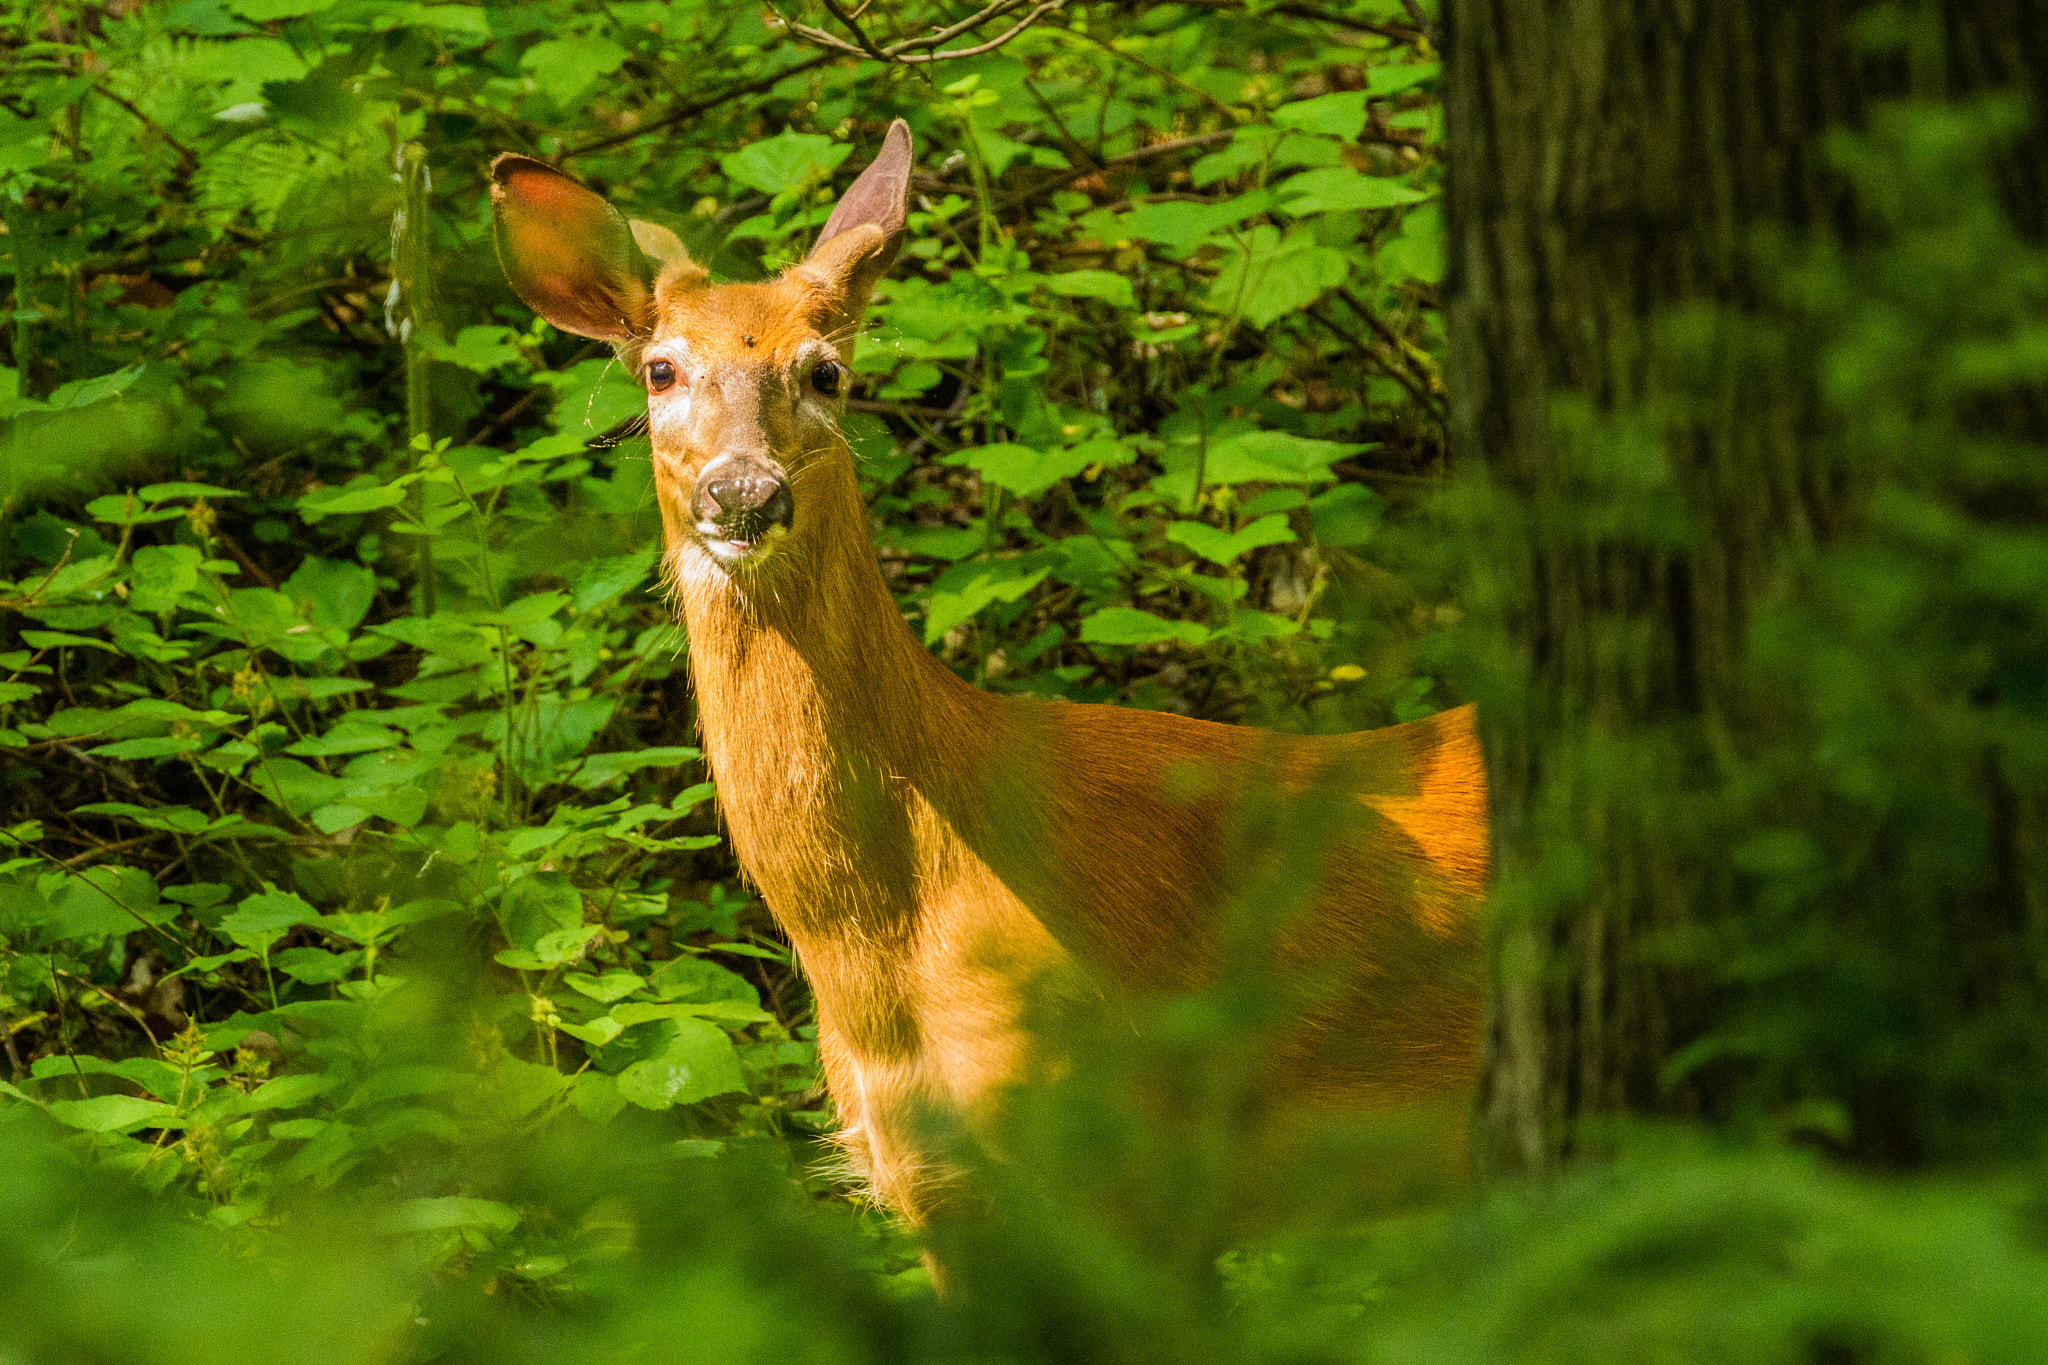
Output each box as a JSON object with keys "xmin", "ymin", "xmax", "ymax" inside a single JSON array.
[{"xmin": 0, "ymin": 0, "xmax": 1465, "ymax": 1344}]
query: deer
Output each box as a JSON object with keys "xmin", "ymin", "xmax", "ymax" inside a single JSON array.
[{"xmin": 488, "ymin": 120, "xmax": 1489, "ymax": 1247}]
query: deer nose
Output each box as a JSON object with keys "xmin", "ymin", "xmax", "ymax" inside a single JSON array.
[{"xmin": 692, "ymin": 462, "xmax": 793, "ymax": 533}]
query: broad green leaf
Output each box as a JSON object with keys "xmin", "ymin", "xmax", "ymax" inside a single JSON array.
[
  {"xmin": 429, "ymin": 325, "xmax": 527, "ymax": 373},
  {"xmin": 1272, "ymin": 90, "xmax": 1367, "ymax": 137},
  {"xmin": 1208, "ymin": 226, "xmax": 1352, "ymax": 327},
  {"xmin": 565, "ymin": 970, "xmax": 644, "ymax": 1004},
  {"xmin": 1368, "ymin": 62, "xmax": 1439, "ymax": 97},
  {"xmin": 136, "ymin": 482, "xmax": 243, "ymax": 502},
  {"xmin": 47, "ymin": 364, "xmax": 144, "ymax": 410},
  {"xmin": 1215, "ymin": 610, "xmax": 1303, "ymax": 642},
  {"xmin": 569, "ymin": 549, "xmax": 657, "ymax": 612},
  {"xmin": 570, "ymin": 745, "xmax": 702, "ymax": 790},
  {"xmin": 1309, "ymin": 482, "xmax": 1386, "ymax": 547},
  {"xmin": 21, "ymin": 630, "xmax": 120, "ymax": 654},
  {"xmin": 231, "ymin": 0, "xmax": 338, "ymax": 19},
  {"xmin": 128, "ymin": 544, "xmax": 204, "ymax": 614},
  {"xmin": 521, "ymin": 35, "xmax": 629, "ymax": 108},
  {"xmin": 83, "ymin": 494, "xmax": 183, "ymax": 526},
  {"xmin": 1041, "ymin": 270, "xmax": 1137, "ymax": 310},
  {"xmin": 1079, "ymin": 608, "xmax": 1211, "ymax": 647},
  {"xmin": 616, "ymin": 1018, "xmax": 746, "ymax": 1110},
  {"xmin": 1165, "ymin": 513, "xmax": 1298, "ymax": 565},
  {"xmin": 943, "ymin": 443, "xmax": 1096, "ymax": 498},
  {"xmin": 720, "ymin": 131, "xmax": 853, "ymax": 196},
  {"xmin": 924, "ymin": 563, "xmax": 1052, "ymax": 644},
  {"xmin": 1379, "ymin": 202, "xmax": 1445, "ymax": 285},
  {"xmin": 220, "ymin": 889, "xmax": 320, "ymax": 936},
  {"xmin": 46, "ymin": 1095, "xmax": 176, "ymax": 1133},
  {"xmin": 298, "ymin": 479, "xmax": 410, "ymax": 521},
  {"xmin": 283, "ymin": 556, "xmax": 377, "ymax": 631},
  {"xmin": 1281, "ymin": 168, "xmax": 1431, "ymax": 215},
  {"xmin": 86, "ymin": 735, "xmax": 204, "ymax": 760},
  {"xmin": 237, "ymin": 1073, "xmax": 339, "ymax": 1112},
  {"xmin": 1103, "ymin": 192, "xmax": 1275, "ymax": 250},
  {"xmin": 379, "ymin": 1196, "xmax": 520, "ymax": 1235}
]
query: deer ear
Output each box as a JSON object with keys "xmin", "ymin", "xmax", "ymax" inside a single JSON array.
[
  {"xmin": 490, "ymin": 153, "xmax": 655, "ymax": 344},
  {"xmin": 799, "ymin": 120, "xmax": 913, "ymax": 309}
]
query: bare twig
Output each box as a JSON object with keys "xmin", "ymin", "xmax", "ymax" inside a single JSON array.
[
  {"xmin": 557, "ymin": 53, "xmax": 835, "ymax": 163},
  {"xmin": 784, "ymin": 0, "xmax": 1071, "ymax": 65}
]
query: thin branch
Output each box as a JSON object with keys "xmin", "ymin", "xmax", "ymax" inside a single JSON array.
[
  {"xmin": 816, "ymin": 0, "xmax": 893, "ymax": 62},
  {"xmin": 1174, "ymin": 0, "xmax": 1424, "ymax": 44},
  {"xmin": 557, "ymin": 53, "xmax": 835, "ymax": 163},
  {"xmin": 784, "ymin": 0, "xmax": 1071, "ymax": 65},
  {"xmin": 89, "ymin": 84, "xmax": 198, "ymax": 174}
]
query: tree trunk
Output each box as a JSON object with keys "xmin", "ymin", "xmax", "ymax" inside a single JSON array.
[{"xmin": 1444, "ymin": 0, "xmax": 2048, "ymax": 1174}]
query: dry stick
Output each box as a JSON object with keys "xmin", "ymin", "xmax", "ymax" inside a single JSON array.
[{"xmin": 557, "ymin": 53, "xmax": 834, "ymax": 163}]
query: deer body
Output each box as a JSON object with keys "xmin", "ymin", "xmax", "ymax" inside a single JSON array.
[{"xmin": 491, "ymin": 123, "xmax": 1488, "ymax": 1229}]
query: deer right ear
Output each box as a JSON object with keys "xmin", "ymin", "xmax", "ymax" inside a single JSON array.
[
  {"xmin": 800, "ymin": 120, "xmax": 914, "ymax": 311},
  {"xmin": 490, "ymin": 154, "xmax": 655, "ymax": 345}
]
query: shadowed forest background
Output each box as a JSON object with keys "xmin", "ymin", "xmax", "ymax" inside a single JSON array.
[{"xmin": 2, "ymin": 1, "xmax": 2046, "ymax": 1360}]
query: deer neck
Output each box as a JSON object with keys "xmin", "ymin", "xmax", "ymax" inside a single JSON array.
[{"xmin": 672, "ymin": 457, "xmax": 996, "ymax": 944}]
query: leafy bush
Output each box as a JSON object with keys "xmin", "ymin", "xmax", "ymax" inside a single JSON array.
[{"xmin": 0, "ymin": 0, "xmax": 1454, "ymax": 1313}]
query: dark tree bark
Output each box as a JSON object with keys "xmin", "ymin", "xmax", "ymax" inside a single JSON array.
[{"xmin": 1444, "ymin": 1, "xmax": 2048, "ymax": 1173}]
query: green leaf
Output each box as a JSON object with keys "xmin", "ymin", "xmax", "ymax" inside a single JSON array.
[
  {"xmin": 231, "ymin": 0, "xmax": 338, "ymax": 19},
  {"xmin": 379, "ymin": 1196, "xmax": 521, "ymax": 1235},
  {"xmin": 1280, "ymin": 168, "xmax": 1431, "ymax": 215},
  {"xmin": 283, "ymin": 556, "xmax": 377, "ymax": 631},
  {"xmin": 521, "ymin": 35, "xmax": 629, "ymax": 108},
  {"xmin": 46, "ymin": 1095, "xmax": 176, "ymax": 1133},
  {"xmin": 943, "ymin": 443, "xmax": 1096, "ymax": 498},
  {"xmin": 47, "ymin": 364, "xmax": 144, "ymax": 410},
  {"xmin": 1215, "ymin": 610, "xmax": 1302, "ymax": 642},
  {"xmin": 1272, "ymin": 90, "xmax": 1367, "ymax": 137},
  {"xmin": 923, "ymin": 562, "xmax": 1052, "ymax": 644},
  {"xmin": 19, "ymin": 630, "xmax": 121, "ymax": 655},
  {"xmin": 616, "ymin": 1019, "xmax": 746, "ymax": 1110},
  {"xmin": 565, "ymin": 970, "xmax": 645, "ymax": 1004},
  {"xmin": 1367, "ymin": 62, "xmax": 1439, "ymax": 97},
  {"xmin": 298, "ymin": 479, "xmax": 410, "ymax": 522},
  {"xmin": 1105, "ymin": 193, "xmax": 1273, "ymax": 250},
  {"xmin": 129, "ymin": 544, "xmax": 204, "ymax": 614},
  {"xmin": 219, "ymin": 889, "xmax": 320, "ymax": 936},
  {"xmin": 136, "ymin": 482, "xmax": 244, "ymax": 502},
  {"xmin": 83, "ymin": 494, "xmax": 184, "ymax": 526},
  {"xmin": 1378, "ymin": 202, "xmax": 1445, "ymax": 285},
  {"xmin": 720, "ymin": 131, "xmax": 853, "ymax": 196},
  {"xmin": 1041, "ymin": 270, "xmax": 1137, "ymax": 310},
  {"xmin": 1079, "ymin": 608, "xmax": 1211, "ymax": 647},
  {"xmin": 237, "ymin": 1073, "xmax": 339, "ymax": 1112},
  {"xmin": 1208, "ymin": 227, "xmax": 1352, "ymax": 327},
  {"xmin": 1165, "ymin": 513, "xmax": 1298, "ymax": 565},
  {"xmin": 1309, "ymin": 483, "xmax": 1385, "ymax": 547},
  {"xmin": 428, "ymin": 325, "xmax": 528, "ymax": 374},
  {"xmin": 86, "ymin": 735, "xmax": 204, "ymax": 760},
  {"xmin": 1205, "ymin": 430, "xmax": 1366, "ymax": 484},
  {"xmin": 568, "ymin": 549, "xmax": 657, "ymax": 613}
]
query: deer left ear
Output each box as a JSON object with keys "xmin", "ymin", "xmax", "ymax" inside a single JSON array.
[
  {"xmin": 798, "ymin": 119, "xmax": 914, "ymax": 314},
  {"xmin": 490, "ymin": 153, "xmax": 656, "ymax": 345}
]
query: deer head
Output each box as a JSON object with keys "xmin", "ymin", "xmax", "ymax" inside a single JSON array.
[{"xmin": 490, "ymin": 121, "xmax": 913, "ymax": 588}]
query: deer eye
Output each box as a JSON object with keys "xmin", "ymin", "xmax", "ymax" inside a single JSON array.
[
  {"xmin": 810, "ymin": 360, "xmax": 842, "ymax": 397},
  {"xmin": 646, "ymin": 360, "xmax": 677, "ymax": 393}
]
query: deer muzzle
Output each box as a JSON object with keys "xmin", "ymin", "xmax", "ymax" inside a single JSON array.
[{"xmin": 690, "ymin": 457, "xmax": 794, "ymax": 563}]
